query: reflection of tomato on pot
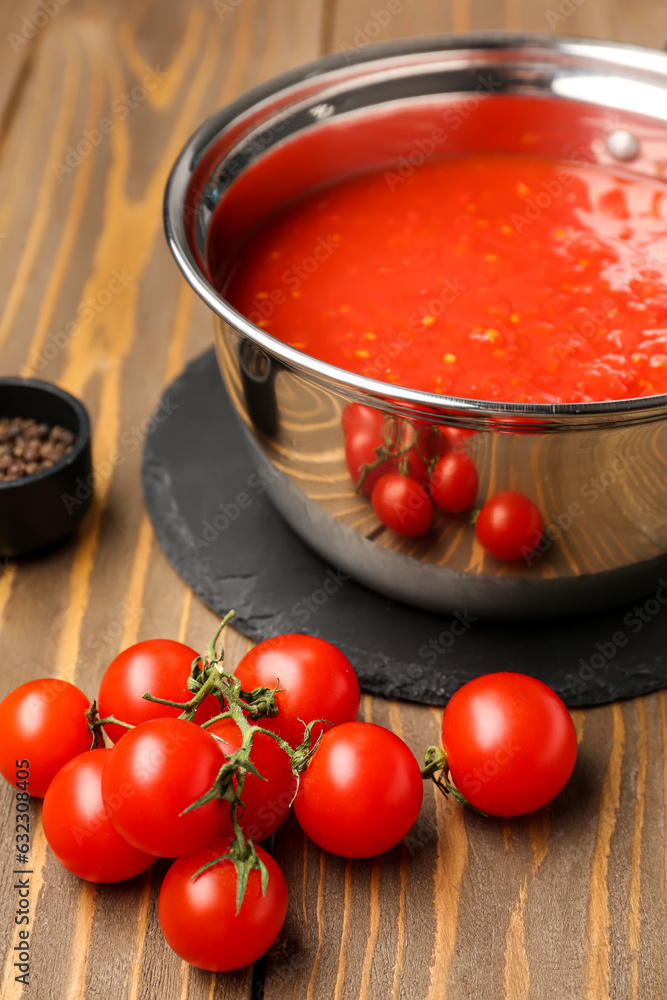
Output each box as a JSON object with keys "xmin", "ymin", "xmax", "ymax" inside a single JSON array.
[
  {"xmin": 475, "ymin": 491, "xmax": 545, "ymax": 562},
  {"xmin": 371, "ymin": 472, "xmax": 434, "ymax": 537},
  {"xmin": 340, "ymin": 405, "xmax": 545, "ymax": 555},
  {"xmin": 430, "ymin": 450, "xmax": 479, "ymax": 514}
]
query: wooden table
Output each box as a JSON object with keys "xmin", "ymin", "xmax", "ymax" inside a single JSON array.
[{"xmin": 1, "ymin": 1, "xmax": 667, "ymax": 997}]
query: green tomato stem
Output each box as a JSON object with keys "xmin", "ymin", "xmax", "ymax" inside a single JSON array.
[
  {"xmin": 94, "ymin": 715, "xmax": 135, "ymax": 730},
  {"xmin": 421, "ymin": 745, "xmax": 488, "ymax": 817}
]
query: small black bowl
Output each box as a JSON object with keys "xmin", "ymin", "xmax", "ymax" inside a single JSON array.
[{"xmin": 0, "ymin": 378, "xmax": 93, "ymax": 557}]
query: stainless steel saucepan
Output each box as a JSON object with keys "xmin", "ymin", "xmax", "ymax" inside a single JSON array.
[{"xmin": 165, "ymin": 33, "xmax": 667, "ymax": 619}]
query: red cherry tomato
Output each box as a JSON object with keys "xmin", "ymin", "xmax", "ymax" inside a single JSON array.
[
  {"xmin": 441, "ymin": 672, "xmax": 577, "ymax": 816},
  {"xmin": 430, "ymin": 451, "xmax": 479, "ymax": 513},
  {"xmin": 341, "ymin": 403, "xmax": 387, "ymax": 437},
  {"xmin": 42, "ymin": 749, "xmax": 155, "ymax": 882},
  {"xmin": 234, "ymin": 634, "xmax": 360, "ymax": 750},
  {"xmin": 294, "ymin": 721, "xmax": 423, "ymax": 857},
  {"xmin": 398, "ymin": 401, "xmax": 440, "ymax": 429},
  {"xmin": 475, "ymin": 490, "xmax": 544, "ymax": 561},
  {"xmin": 371, "ymin": 473, "xmax": 433, "ymax": 537},
  {"xmin": 98, "ymin": 639, "xmax": 220, "ymax": 744},
  {"xmin": 345, "ymin": 426, "xmax": 393, "ymax": 495},
  {"xmin": 158, "ymin": 837, "xmax": 287, "ymax": 971},
  {"xmin": 101, "ymin": 718, "xmax": 225, "ymax": 857},
  {"xmin": 417, "ymin": 425, "xmax": 451, "ymax": 461},
  {"xmin": 0, "ymin": 679, "xmax": 93, "ymax": 798},
  {"xmin": 208, "ymin": 718, "xmax": 296, "ymax": 841},
  {"xmin": 398, "ymin": 422, "xmax": 429, "ymax": 485},
  {"xmin": 442, "ymin": 426, "xmax": 475, "ymax": 449}
]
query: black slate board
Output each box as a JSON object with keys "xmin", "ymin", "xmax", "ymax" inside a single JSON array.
[{"xmin": 141, "ymin": 349, "xmax": 667, "ymax": 708}]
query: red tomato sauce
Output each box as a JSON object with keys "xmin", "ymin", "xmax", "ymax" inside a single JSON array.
[{"xmin": 222, "ymin": 154, "xmax": 667, "ymax": 403}]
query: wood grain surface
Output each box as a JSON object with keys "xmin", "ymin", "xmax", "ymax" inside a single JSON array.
[{"xmin": 1, "ymin": 1, "xmax": 667, "ymax": 998}]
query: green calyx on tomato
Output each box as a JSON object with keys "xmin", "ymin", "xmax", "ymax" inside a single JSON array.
[
  {"xmin": 94, "ymin": 610, "xmax": 329, "ymax": 913},
  {"xmin": 85, "ymin": 699, "xmax": 133, "ymax": 749},
  {"xmin": 426, "ymin": 673, "xmax": 577, "ymax": 818},
  {"xmin": 186, "ymin": 705, "xmax": 326, "ymax": 913},
  {"xmin": 191, "ymin": 827, "xmax": 270, "ymax": 917},
  {"xmin": 348, "ymin": 416, "xmax": 430, "ymax": 495},
  {"xmin": 420, "ymin": 745, "xmax": 488, "ymax": 817},
  {"xmin": 158, "ymin": 837, "xmax": 288, "ymax": 972}
]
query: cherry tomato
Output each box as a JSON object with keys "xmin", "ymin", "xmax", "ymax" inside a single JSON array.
[
  {"xmin": 442, "ymin": 426, "xmax": 475, "ymax": 449},
  {"xmin": 345, "ymin": 426, "xmax": 393, "ymax": 495},
  {"xmin": 417, "ymin": 425, "xmax": 450, "ymax": 461},
  {"xmin": 158, "ymin": 836, "xmax": 288, "ymax": 971},
  {"xmin": 417, "ymin": 424, "xmax": 475, "ymax": 460},
  {"xmin": 98, "ymin": 639, "xmax": 220, "ymax": 744},
  {"xmin": 0, "ymin": 679, "xmax": 93, "ymax": 798},
  {"xmin": 101, "ymin": 718, "xmax": 226, "ymax": 857},
  {"xmin": 398, "ymin": 401, "xmax": 439, "ymax": 429},
  {"xmin": 371, "ymin": 473, "xmax": 433, "ymax": 537},
  {"xmin": 398, "ymin": 423, "xmax": 429, "ymax": 486},
  {"xmin": 430, "ymin": 451, "xmax": 479, "ymax": 513},
  {"xmin": 294, "ymin": 721, "xmax": 423, "ymax": 857},
  {"xmin": 441, "ymin": 672, "xmax": 577, "ymax": 816},
  {"xmin": 208, "ymin": 718, "xmax": 296, "ymax": 841},
  {"xmin": 234, "ymin": 634, "xmax": 360, "ymax": 750},
  {"xmin": 475, "ymin": 490, "xmax": 544, "ymax": 561},
  {"xmin": 341, "ymin": 403, "xmax": 386, "ymax": 437},
  {"xmin": 42, "ymin": 749, "xmax": 155, "ymax": 882}
]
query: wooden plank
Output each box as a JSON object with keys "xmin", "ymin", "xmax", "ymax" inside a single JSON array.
[
  {"xmin": 0, "ymin": 1, "xmax": 324, "ymax": 998},
  {"xmin": 329, "ymin": 0, "xmax": 667, "ymax": 49},
  {"xmin": 2, "ymin": 1, "xmax": 667, "ymax": 999},
  {"xmin": 330, "ymin": 0, "xmax": 454, "ymax": 50},
  {"xmin": 255, "ymin": 4, "xmax": 667, "ymax": 1000},
  {"xmin": 511, "ymin": 0, "xmax": 666, "ymax": 42},
  {"xmin": 519, "ymin": 0, "xmax": 617, "ymax": 38},
  {"xmin": 0, "ymin": 0, "xmax": 44, "ymax": 130},
  {"xmin": 263, "ymin": 689, "xmax": 667, "ymax": 999}
]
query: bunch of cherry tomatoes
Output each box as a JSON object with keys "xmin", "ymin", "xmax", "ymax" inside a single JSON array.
[
  {"xmin": 0, "ymin": 616, "xmax": 577, "ymax": 973},
  {"xmin": 343, "ymin": 402, "xmax": 544, "ymax": 560}
]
